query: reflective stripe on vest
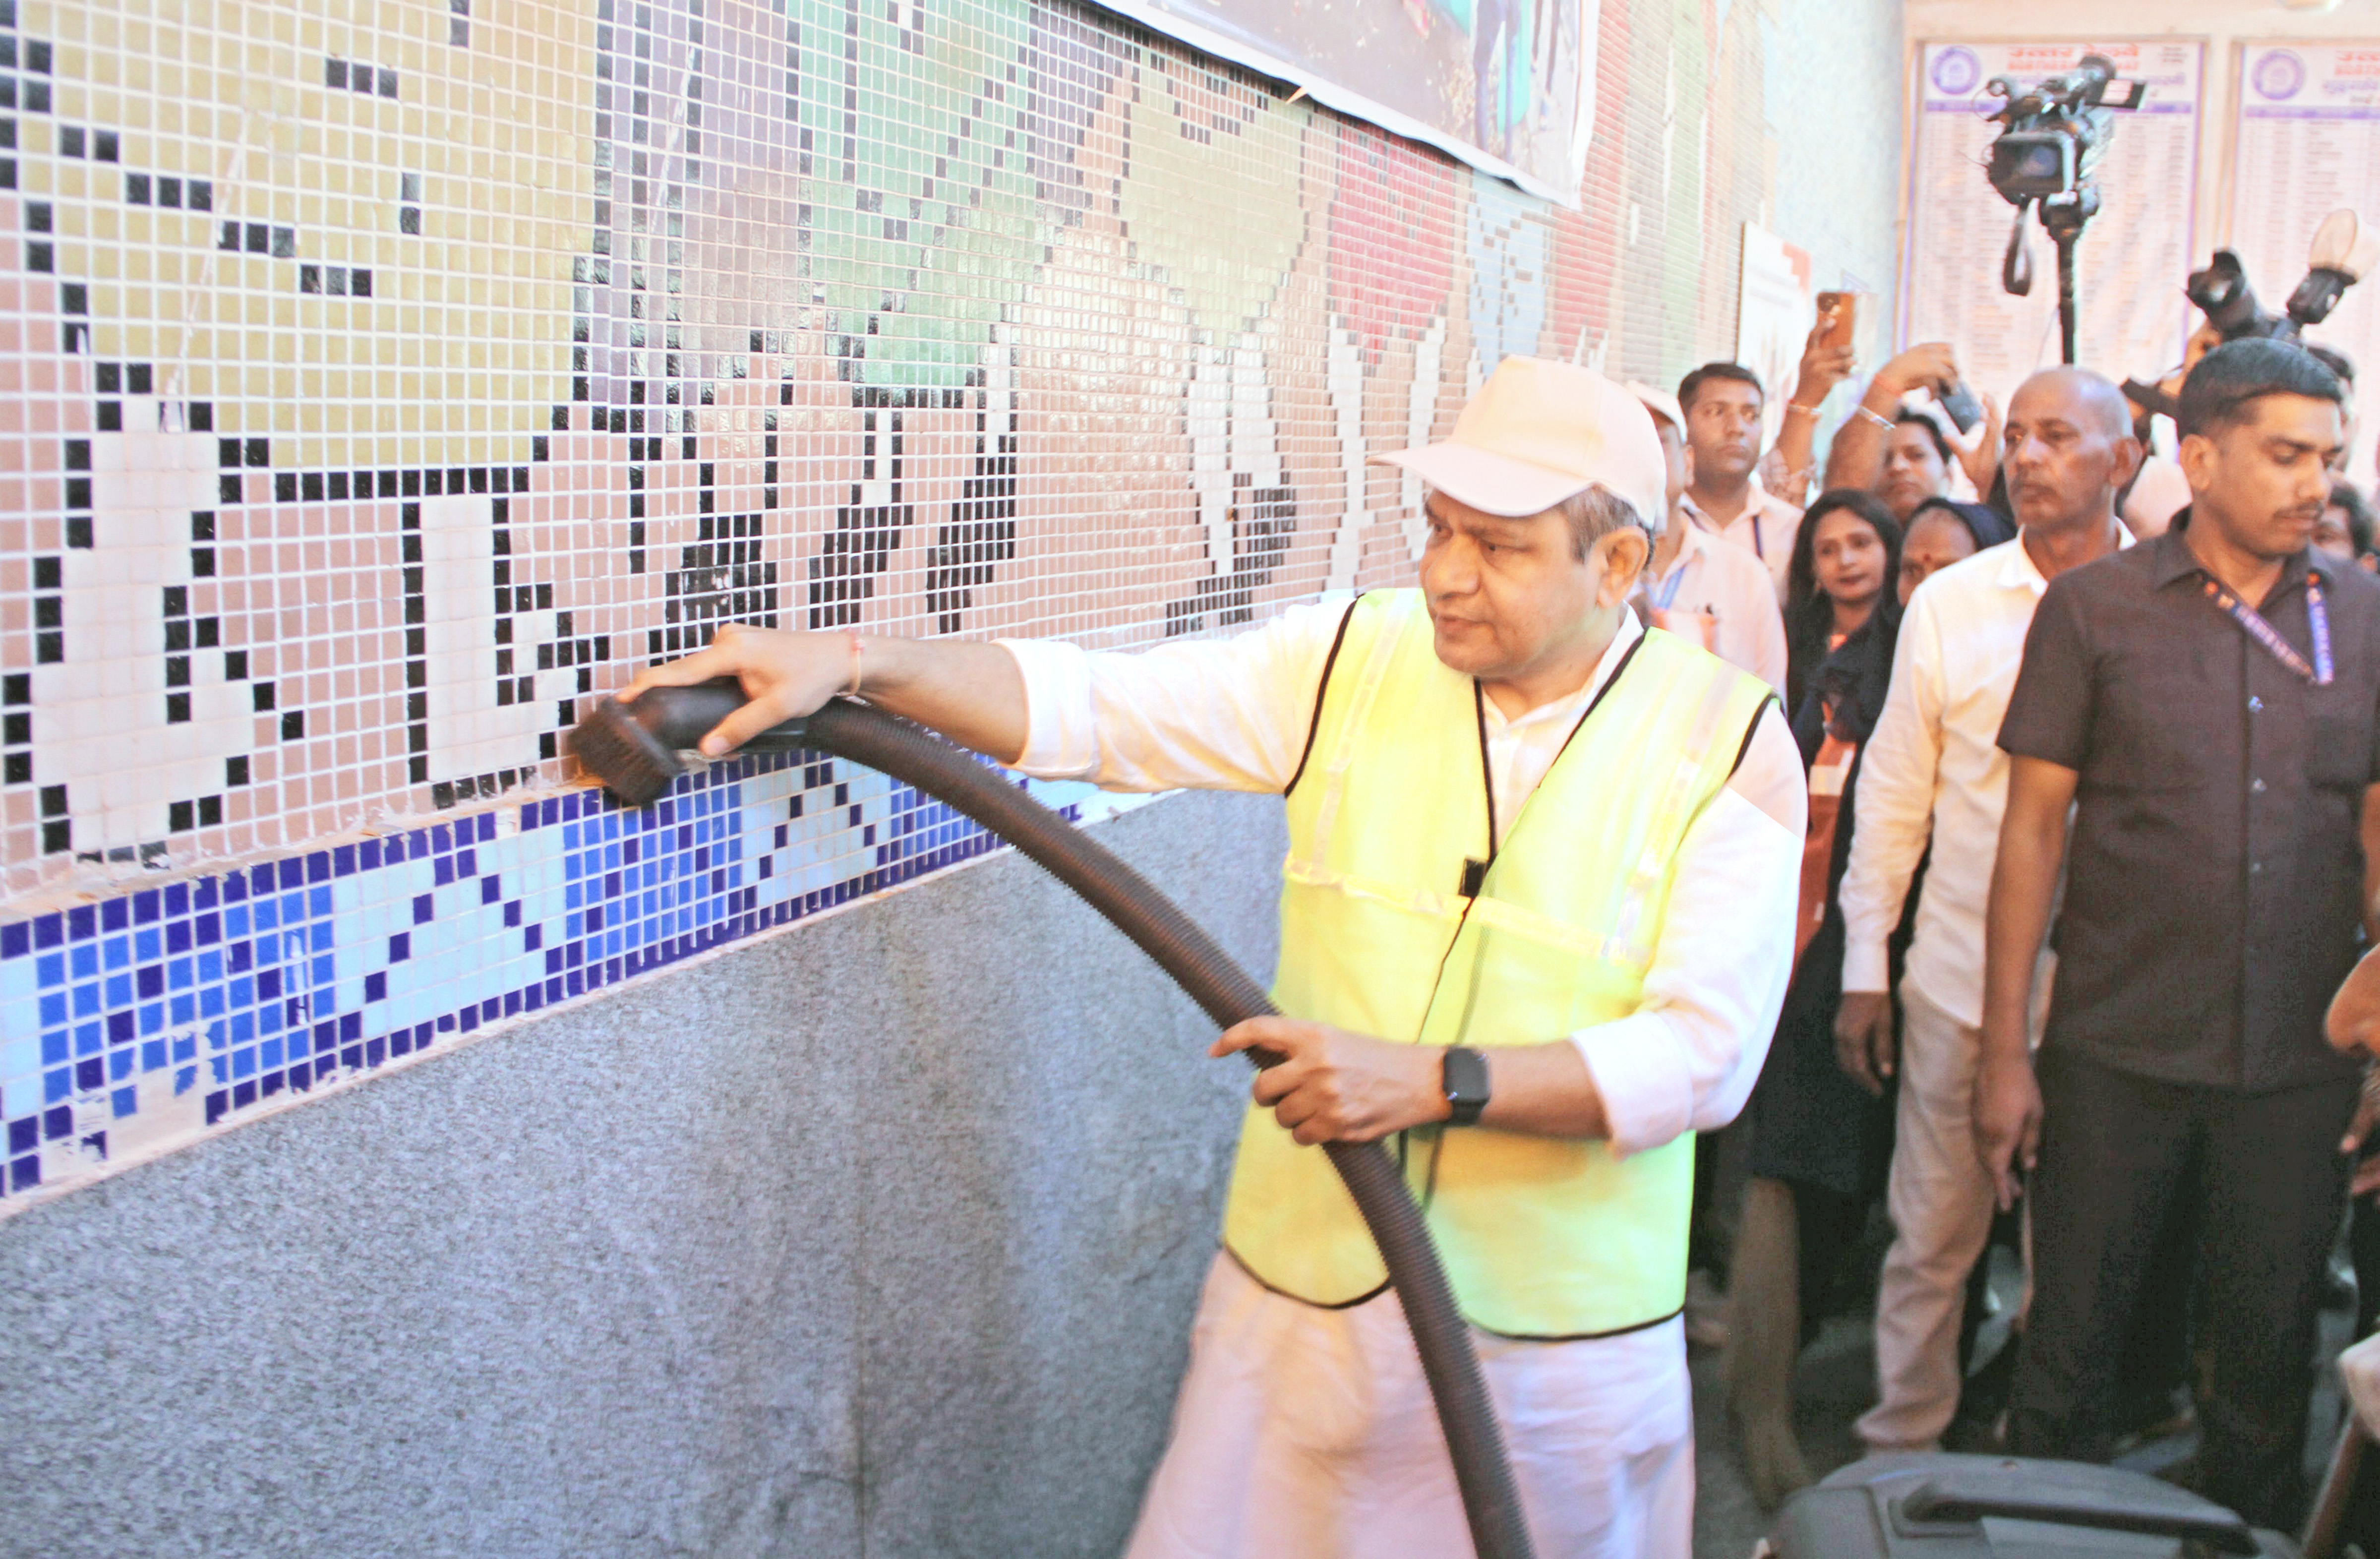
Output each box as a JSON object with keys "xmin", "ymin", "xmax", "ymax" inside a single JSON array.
[{"xmin": 1223, "ymin": 589, "xmax": 1775, "ymax": 1337}]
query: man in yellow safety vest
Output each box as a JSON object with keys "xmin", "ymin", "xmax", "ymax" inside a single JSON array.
[{"xmin": 620, "ymin": 356, "xmax": 1805, "ymax": 1557}]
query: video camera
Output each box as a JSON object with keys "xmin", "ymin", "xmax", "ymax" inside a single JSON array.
[
  {"xmin": 2186, "ymin": 210, "xmax": 2380, "ymax": 345},
  {"xmin": 1981, "ymin": 53, "xmax": 2146, "ymax": 362},
  {"xmin": 1983, "ymin": 55, "xmax": 2143, "ymax": 217}
]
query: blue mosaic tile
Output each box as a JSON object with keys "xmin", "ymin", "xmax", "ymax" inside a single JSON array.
[{"xmin": 1, "ymin": 753, "xmax": 1140, "ymax": 1205}]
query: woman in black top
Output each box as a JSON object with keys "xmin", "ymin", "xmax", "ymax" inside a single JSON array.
[
  {"xmin": 1781, "ymin": 489, "xmax": 1902, "ymax": 716},
  {"xmin": 1724, "ymin": 495, "xmax": 2008, "ymax": 1505}
]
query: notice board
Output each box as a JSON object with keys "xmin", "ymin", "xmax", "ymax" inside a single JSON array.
[{"xmin": 1902, "ymin": 41, "xmax": 2204, "ymax": 399}]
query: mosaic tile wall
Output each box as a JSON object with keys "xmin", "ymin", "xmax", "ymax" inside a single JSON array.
[{"xmin": 0, "ymin": 0, "xmax": 1903, "ymax": 1208}]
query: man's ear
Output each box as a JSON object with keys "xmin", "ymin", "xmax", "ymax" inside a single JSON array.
[
  {"xmin": 2108, "ymin": 431, "xmax": 2145, "ymax": 493},
  {"xmin": 1595, "ymin": 526, "xmax": 1651, "ymax": 608},
  {"xmin": 2177, "ymin": 430, "xmax": 2219, "ymax": 498}
]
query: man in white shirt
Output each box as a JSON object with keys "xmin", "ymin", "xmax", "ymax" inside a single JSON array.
[
  {"xmin": 1631, "ymin": 383, "xmax": 1789, "ymax": 695},
  {"xmin": 620, "ymin": 357, "xmax": 1804, "ymax": 1557},
  {"xmin": 1834, "ymin": 367, "xmax": 2141, "ymax": 1453},
  {"xmin": 1676, "ymin": 361, "xmax": 1805, "ymax": 600}
]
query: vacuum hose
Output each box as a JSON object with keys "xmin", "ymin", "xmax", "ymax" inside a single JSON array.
[{"xmin": 568, "ymin": 687, "xmax": 1536, "ymax": 1559}]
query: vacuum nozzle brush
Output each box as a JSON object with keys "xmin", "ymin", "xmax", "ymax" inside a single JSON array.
[{"xmin": 566, "ymin": 679, "xmax": 802, "ymax": 806}]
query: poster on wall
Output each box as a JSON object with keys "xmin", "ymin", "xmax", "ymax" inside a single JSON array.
[
  {"xmin": 1736, "ymin": 224, "xmax": 1815, "ymax": 453},
  {"xmin": 1901, "ymin": 41, "xmax": 2204, "ymax": 401},
  {"xmin": 1093, "ymin": 0, "xmax": 1596, "ymax": 205},
  {"xmin": 2229, "ymin": 42, "xmax": 2380, "ymax": 486}
]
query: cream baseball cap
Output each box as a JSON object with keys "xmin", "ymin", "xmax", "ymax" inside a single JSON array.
[
  {"xmin": 1374, "ymin": 356, "xmax": 1668, "ymax": 535},
  {"xmin": 1624, "ymin": 380, "xmax": 1685, "ymax": 435}
]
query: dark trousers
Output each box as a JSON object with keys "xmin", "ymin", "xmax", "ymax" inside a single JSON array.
[{"xmin": 2008, "ymin": 1047, "xmax": 2356, "ymax": 1527}]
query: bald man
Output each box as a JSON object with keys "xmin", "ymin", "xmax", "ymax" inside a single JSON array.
[{"xmin": 1836, "ymin": 368, "xmax": 2141, "ymax": 1454}]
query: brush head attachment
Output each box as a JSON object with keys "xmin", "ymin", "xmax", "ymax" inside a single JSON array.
[
  {"xmin": 567, "ymin": 696, "xmax": 688, "ymax": 807},
  {"xmin": 566, "ymin": 678, "xmax": 777, "ymax": 806}
]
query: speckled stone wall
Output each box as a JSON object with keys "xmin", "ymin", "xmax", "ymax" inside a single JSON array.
[{"xmin": 0, "ymin": 787, "xmax": 1282, "ymax": 1559}]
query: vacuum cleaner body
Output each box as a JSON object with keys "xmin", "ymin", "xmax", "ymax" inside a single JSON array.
[{"xmin": 1767, "ymin": 1453, "xmax": 2301, "ymax": 1559}]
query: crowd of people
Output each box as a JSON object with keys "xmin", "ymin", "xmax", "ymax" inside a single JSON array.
[
  {"xmin": 1630, "ymin": 323, "xmax": 2380, "ymax": 1530},
  {"xmin": 623, "ymin": 320, "xmax": 2378, "ymax": 1557}
]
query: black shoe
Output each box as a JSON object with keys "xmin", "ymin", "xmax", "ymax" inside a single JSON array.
[{"xmin": 2109, "ymin": 1388, "xmax": 2197, "ymax": 1458}]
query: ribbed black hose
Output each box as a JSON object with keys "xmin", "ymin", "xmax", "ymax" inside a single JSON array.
[{"xmin": 625, "ymin": 691, "xmax": 1535, "ymax": 1559}]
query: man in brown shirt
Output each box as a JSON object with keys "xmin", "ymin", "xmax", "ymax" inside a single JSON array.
[{"xmin": 1979, "ymin": 340, "xmax": 2380, "ymax": 1523}]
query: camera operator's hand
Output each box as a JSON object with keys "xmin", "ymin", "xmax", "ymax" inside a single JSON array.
[
  {"xmin": 1793, "ymin": 320, "xmax": 1857, "ymax": 408},
  {"xmin": 1950, "ymin": 390, "xmax": 2004, "ymax": 496},
  {"xmin": 1873, "ymin": 342, "xmax": 1961, "ymax": 402},
  {"xmin": 1825, "ymin": 342, "xmax": 1963, "ymax": 493}
]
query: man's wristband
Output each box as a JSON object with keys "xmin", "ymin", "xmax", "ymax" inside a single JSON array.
[
  {"xmin": 1853, "ymin": 405, "xmax": 1895, "ymax": 431},
  {"xmin": 1442, "ymin": 1045, "xmax": 1490, "ymax": 1127},
  {"xmin": 1785, "ymin": 402, "xmax": 1822, "ymax": 418}
]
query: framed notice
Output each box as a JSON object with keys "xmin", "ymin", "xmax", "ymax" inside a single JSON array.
[
  {"xmin": 1901, "ymin": 41, "xmax": 2204, "ymax": 400},
  {"xmin": 2228, "ymin": 42, "xmax": 2380, "ymax": 485}
]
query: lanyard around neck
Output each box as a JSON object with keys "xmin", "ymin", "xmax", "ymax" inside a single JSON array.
[
  {"xmin": 1650, "ymin": 557, "xmax": 1690, "ymax": 610},
  {"xmin": 2201, "ymin": 573, "xmax": 2332, "ymax": 685}
]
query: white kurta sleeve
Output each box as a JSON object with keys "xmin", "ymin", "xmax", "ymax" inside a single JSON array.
[
  {"xmin": 1746, "ymin": 580, "xmax": 1789, "ymax": 699},
  {"xmin": 995, "ymin": 599, "xmax": 1356, "ymax": 794},
  {"xmin": 1569, "ymin": 702, "xmax": 1804, "ymax": 1157},
  {"xmin": 1834, "ymin": 583, "xmax": 1948, "ymax": 995}
]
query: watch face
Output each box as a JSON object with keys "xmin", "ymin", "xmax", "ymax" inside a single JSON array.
[{"xmin": 1443, "ymin": 1046, "xmax": 1489, "ymax": 1122}]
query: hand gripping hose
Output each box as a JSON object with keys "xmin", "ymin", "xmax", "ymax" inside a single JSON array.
[{"xmin": 568, "ymin": 686, "xmax": 1536, "ymax": 1559}]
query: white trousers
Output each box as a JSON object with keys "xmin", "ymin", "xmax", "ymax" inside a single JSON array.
[
  {"xmin": 1855, "ymin": 978, "xmax": 1995, "ymax": 1451},
  {"xmin": 1854, "ymin": 964, "xmax": 2046, "ymax": 1452},
  {"xmin": 1124, "ymin": 1253, "xmax": 1695, "ymax": 1559}
]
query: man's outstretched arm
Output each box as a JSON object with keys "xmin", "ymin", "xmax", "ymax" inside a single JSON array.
[{"xmin": 619, "ymin": 624, "xmax": 1032, "ymax": 766}]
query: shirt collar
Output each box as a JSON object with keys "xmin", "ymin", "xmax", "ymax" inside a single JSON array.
[
  {"xmin": 1993, "ymin": 533, "xmax": 2050, "ymax": 594},
  {"xmin": 1658, "ymin": 517, "xmax": 1715, "ymax": 578},
  {"xmin": 1679, "ymin": 473, "xmax": 1778, "ymax": 532},
  {"xmin": 1996, "ymin": 518, "xmax": 2136, "ymax": 593},
  {"xmin": 2147, "ymin": 512, "xmax": 2326, "ymax": 595},
  {"xmin": 2147, "ymin": 522, "xmax": 2201, "ymax": 587},
  {"xmin": 1484, "ymin": 608, "xmax": 1644, "ymax": 735}
]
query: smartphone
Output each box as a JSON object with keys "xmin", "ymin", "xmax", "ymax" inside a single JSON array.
[
  {"xmin": 1938, "ymin": 378, "xmax": 1984, "ymax": 434},
  {"xmin": 1814, "ymin": 291, "xmax": 1855, "ymax": 353}
]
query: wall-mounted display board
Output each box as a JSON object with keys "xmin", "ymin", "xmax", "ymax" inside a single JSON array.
[
  {"xmin": 1901, "ymin": 41, "xmax": 2204, "ymax": 398},
  {"xmin": 1095, "ymin": 0, "xmax": 1597, "ymax": 204},
  {"xmin": 2228, "ymin": 42, "xmax": 2380, "ymax": 485}
]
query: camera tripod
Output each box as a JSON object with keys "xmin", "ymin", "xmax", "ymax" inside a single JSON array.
[
  {"xmin": 1985, "ymin": 53, "xmax": 2132, "ymax": 367},
  {"xmin": 2042, "ymin": 187, "xmax": 2099, "ymax": 366},
  {"xmin": 1999, "ymin": 188, "xmax": 2096, "ymax": 367}
]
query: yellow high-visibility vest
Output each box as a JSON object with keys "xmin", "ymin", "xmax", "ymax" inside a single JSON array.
[{"xmin": 1223, "ymin": 589, "xmax": 1774, "ymax": 1337}]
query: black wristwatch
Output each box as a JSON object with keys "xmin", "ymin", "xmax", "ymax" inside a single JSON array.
[{"xmin": 1441, "ymin": 1045, "xmax": 1490, "ymax": 1127}]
